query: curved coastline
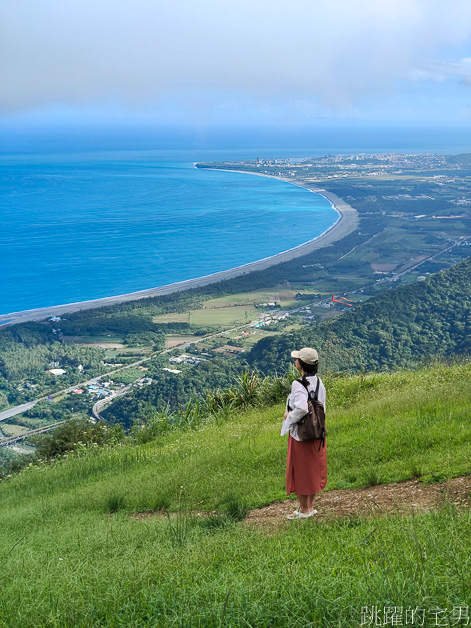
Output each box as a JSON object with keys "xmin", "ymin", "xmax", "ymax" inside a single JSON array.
[{"xmin": 0, "ymin": 173, "xmax": 358, "ymax": 327}]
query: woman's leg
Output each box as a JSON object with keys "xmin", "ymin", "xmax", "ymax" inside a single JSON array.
[{"xmin": 298, "ymin": 494, "xmax": 316, "ymax": 513}]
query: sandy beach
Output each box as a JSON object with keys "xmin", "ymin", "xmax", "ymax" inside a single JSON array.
[{"xmin": 0, "ymin": 174, "xmax": 358, "ymax": 327}]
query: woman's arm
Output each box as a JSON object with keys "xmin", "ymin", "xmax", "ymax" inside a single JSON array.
[{"xmin": 283, "ymin": 381, "xmax": 308, "ymax": 428}]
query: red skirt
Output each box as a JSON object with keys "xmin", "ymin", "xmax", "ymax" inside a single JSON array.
[{"xmin": 286, "ymin": 434, "xmax": 327, "ymax": 496}]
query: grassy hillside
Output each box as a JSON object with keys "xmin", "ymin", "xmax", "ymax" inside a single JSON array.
[
  {"xmin": 247, "ymin": 256, "xmax": 471, "ymax": 375},
  {"xmin": 1, "ymin": 361, "xmax": 471, "ymax": 626}
]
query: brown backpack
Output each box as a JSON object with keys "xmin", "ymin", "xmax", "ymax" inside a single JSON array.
[{"xmin": 296, "ymin": 376, "xmax": 327, "ymax": 448}]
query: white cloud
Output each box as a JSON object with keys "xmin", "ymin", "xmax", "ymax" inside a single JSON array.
[
  {"xmin": 1, "ymin": 0, "xmax": 471, "ymax": 118},
  {"xmin": 413, "ymin": 58, "xmax": 471, "ymax": 85}
]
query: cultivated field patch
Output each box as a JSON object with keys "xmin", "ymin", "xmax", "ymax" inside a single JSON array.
[{"xmin": 189, "ymin": 305, "xmax": 259, "ymax": 327}]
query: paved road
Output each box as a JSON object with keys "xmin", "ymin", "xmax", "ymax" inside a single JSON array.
[
  {"xmin": 0, "ymin": 376, "xmax": 104, "ymax": 423},
  {"xmin": 0, "ymin": 368, "xmax": 147, "ymax": 424},
  {"xmin": 92, "ymin": 380, "xmax": 137, "ymax": 421},
  {"xmin": 0, "ymin": 402, "xmax": 38, "ymax": 422}
]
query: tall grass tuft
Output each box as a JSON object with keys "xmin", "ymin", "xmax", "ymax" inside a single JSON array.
[
  {"xmin": 205, "ymin": 388, "xmax": 236, "ymax": 417},
  {"xmin": 263, "ymin": 373, "xmax": 292, "ymax": 404},
  {"xmin": 197, "ymin": 513, "xmax": 231, "ymax": 532},
  {"xmin": 166, "ymin": 510, "xmax": 190, "ymax": 548},
  {"xmin": 233, "ymin": 371, "xmax": 262, "ymax": 407},
  {"xmin": 150, "ymin": 493, "xmax": 171, "ymax": 513},
  {"xmin": 131, "ymin": 412, "xmax": 171, "ymax": 443},
  {"xmin": 103, "ymin": 491, "xmax": 126, "ymax": 513},
  {"xmin": 166, "ymin": 489, "xmax": 190, "ymax": 548},
  {"xmin": 361, "ymin": 467, "xmax": 382, "ymax": 487},
  {"xmin": 218, "ymin": 491, "xmax": 249, "ymax": 522}
]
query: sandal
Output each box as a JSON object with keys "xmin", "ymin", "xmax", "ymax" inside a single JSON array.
[{"xmin": 287, "ymin": 509, "xmax": 317, "ymax": 520}]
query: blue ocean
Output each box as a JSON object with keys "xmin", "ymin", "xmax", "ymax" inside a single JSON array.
[
  {"xmin": 2, "ymin": 126, "xmax": 470, "ymax": 316},
  {"xmin": 0, "ymin": 145, "xmax": 337, "ymax": 315}
]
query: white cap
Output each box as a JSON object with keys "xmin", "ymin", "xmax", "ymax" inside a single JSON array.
[{"xmin": 291, "ymin": 347, "xmax": 319, "ymax": 365}]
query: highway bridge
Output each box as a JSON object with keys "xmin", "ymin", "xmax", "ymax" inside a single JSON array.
[{"xmin": 0, "ymin": 421, "xmax": 67, "ymax": 447}]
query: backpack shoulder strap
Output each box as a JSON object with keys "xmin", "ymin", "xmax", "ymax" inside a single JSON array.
[{"xmin": 299, "ymin": 375, "xmax": 320, "ymax": 400}]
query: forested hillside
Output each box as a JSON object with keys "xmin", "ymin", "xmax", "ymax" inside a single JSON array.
[{"xmin": 247, "ymin": 256, "xmax": 471, "ymax": 374}]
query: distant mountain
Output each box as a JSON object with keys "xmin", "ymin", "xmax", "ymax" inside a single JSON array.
[{"xmin": 246, "ymin": 257, "xmax": 471, "ymax": 374}]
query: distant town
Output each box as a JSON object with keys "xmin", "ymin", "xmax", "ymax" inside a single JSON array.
[{"xmin": 197, "ymin": 152, "xmax": 468, "ymax": 181}]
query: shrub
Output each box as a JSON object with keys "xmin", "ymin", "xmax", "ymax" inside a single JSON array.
[{"xmin": 33, "ymin": 418, "xmax": 125, "ymax": 460}]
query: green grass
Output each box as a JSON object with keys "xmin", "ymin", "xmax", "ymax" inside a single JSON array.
[
  {"xmin": 113, "ymin": 368, "xmax": 143, "ymax": 385},
  {"xmin": 1, "ymin": 361, "xmax": 471, "ymax": 626},
  {"xmin": 3, "ymin": 506, "xmax": 470, "ymax": 627},
  {"xmin": 152, "ymin": 312, "xmax": 190, "ymax": 324},
  {"xmin": 237, "ymin": 329, "xmax": 280, "ymax": 346},
  {"xmin": 0, "ymin": 423, "xmax": 30, "ymax": 437},
  {"xmin": 189, "ymin": 305, "xmax": 259, "ymax": 327},
  {"xmin": 52, "ymin": 394, "xmax": 67, "ymax": 403}
]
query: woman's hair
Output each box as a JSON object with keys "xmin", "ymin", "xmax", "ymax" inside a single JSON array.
[{"xmin": 298, "ymin": 358, "xmax": 318, "ymax": 375}]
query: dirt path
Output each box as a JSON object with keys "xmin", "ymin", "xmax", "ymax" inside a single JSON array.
[
  {"xmin": 244, "ymin": 475, "xmax": 471, "ymax": 528},
  {"xmin": 131, "ymin": 475, "xmax": 471, "ymax": 527}
]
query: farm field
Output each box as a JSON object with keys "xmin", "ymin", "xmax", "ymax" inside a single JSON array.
[
  {"xmin": 155, "ymin": 285, "xmax": 329, "ymax": 331},
  {"xmin": 152, "ymin": 288, "xmax": 320, "ymax": 328},
  {"xmin": 308, "ymin": 306, "xmax": 343, "ymax": 320},
  {"xmin": 315, "ymin": 276, "xmax": 367, "ymax": 292},
  {"xmin": 63, "ymin": 336, "xmax": 124, "ymax": 345},
  {"xmin": 152, "ymin": 312, "xmax": 190, "ymax": 324},
  {"xmin": 189, "ymin": 305, "xmax": 259, "ymax": 327},
  {"xmin": 113, "ymin": 368, "xmax": 144, "ymax": 385},
  {"xmin": 164, "ymin": 334, "xmax": 202, "ymax": 349},
  {"xmin": 201, "ymin": 286, "xmax": 311, "ymax": 309}
]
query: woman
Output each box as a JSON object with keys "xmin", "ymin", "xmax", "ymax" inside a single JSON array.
[{"xmin": 281, "ymin": 347, "xmax": 327, "ymax": 519}]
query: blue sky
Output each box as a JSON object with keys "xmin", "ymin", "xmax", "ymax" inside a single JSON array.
[{"xmin": 2, "ymin": 0, "xmax": 471, "ymax": 130}]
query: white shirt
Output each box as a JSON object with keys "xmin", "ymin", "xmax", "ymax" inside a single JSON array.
[{"xmin": 281, "ymin": 375, "xmax": 326, "ymax": 441}]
